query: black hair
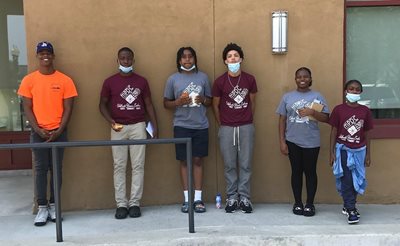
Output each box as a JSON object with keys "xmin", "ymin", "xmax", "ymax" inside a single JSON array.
[
  {"xmin": 222, "ymin": 43, "xmax": 244, "ymax": 62},
  {"xmin": 344, "ymin": 79, "xmax": 363, "ymax": 92},
  {"xmin": 295, "ymin": 67, "xmax": 313, "ymax": 86},
  {"xmin": 118, "ymin": 47, "xmax": 134, "ymax": 57},
  {"xmin": 176, "ymin": 47, "xmax": 198, "ymax": 73}
]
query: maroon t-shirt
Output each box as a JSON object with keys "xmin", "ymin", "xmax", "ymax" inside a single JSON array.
[
  {"xmin": 329, "ymin": 103, "xmax": 373, "ymax": 148},
  {"xmin": 100, "ymin": 72, "xmax": 150, "ymax": 125},
  {"xmin": 212, "ymin": 71, "xmax": 257, "ymax": 126}
]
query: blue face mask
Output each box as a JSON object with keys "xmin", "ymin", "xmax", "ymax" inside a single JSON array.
[
  {"xmin": 227, "ymin": 62, "xmax": 241, "ymax": 73},
  {"xmin": 119, "ymin": 64, "xmax": 133, "ymax": 74},
  {"xmin": 180, "ymin": 65, "xmax": 196, "ymax": 72},
  {"xmin": 346, "ymin": 92, "xmax": 361, "ymax": 103}
]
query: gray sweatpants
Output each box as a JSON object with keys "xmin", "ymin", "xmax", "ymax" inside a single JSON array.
[{"xmin": 218, "ymin": 124, "xmax": 255, "ymax": 200}]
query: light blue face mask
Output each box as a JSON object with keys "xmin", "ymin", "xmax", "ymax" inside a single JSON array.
[
  {"xmin": 180, "ymin": 65, "xmax": 196, "ymax": 72},
  {"xmin": 227, "ymin": 62, "xmax": 241, "ymax": 73},
  {"xmin": 119, "ymin": 64, "xmax": 133, "ymax": 74},
  {"xmin": 346, "ymin": 92, "xmax": 361, "ymax": 103}
]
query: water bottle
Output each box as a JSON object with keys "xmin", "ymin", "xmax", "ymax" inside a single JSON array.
[{"xmin": 215, "ymin": 193, "xmax": 222, "ymax": 209}]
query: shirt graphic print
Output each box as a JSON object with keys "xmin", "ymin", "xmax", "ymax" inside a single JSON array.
[
  {"xmin": 118, "ymin": 85, "xmax": 141, "ymax": 111},
  {"xmin": 227, "ymin": 85, "xmax": 249, "ymax": 109},
  {"xmin": 289, "ymin": 99, "xmax": 311, "ymax": 124},
  {"xmin": 339, "ymin": 115, "xmax": 364, "ymax": 144},
  {"xmin": 182, "ymin": 82, "xmax": 202, "ymax": 108}
]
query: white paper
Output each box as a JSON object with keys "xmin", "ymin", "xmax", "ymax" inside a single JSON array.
[
  {"xmin": 146, "ymin": 122, "xmax": 154, "ymax": 138},
  {"xmin": 188, "ymin": 92, "xmax": 200, "ymax": 107}
]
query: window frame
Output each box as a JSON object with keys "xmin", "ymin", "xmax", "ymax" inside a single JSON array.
[{"xmin": 345, "ymin": 0, "xmax": 400, "ymax": 138}]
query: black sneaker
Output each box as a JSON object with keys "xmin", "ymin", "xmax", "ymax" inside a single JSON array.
[
  {"xmin": 225, "ymin": 198, "xmax": 238, "ymax": 213},
  {"xmin": 342, "ymin": 207, "xmax": 360, "ymax": 218},
  {"xmin": 303, "ymin": 204, "xmax": 315, "ymax": 217},
  {"xmin": 239, "ymin": 197, "xmax": 253, "ymax": 213},
  {"xmin": 292, "ymin": 203, "xmax": 304, "ymax": 215},
  {"xmin": 115, "ymin": 207, "xmax": 128, "ymax": 219},
  {"xmin": 347, "ymin": 209, "xmax": 359, "ymax": 224},
  {"xmin": 128, "ymin": 206, "xmax": 141, "ymax": 218}
]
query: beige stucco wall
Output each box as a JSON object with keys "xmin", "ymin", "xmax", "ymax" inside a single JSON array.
[{"xmin": 23, "ymin": 0, "xmax": 400, "ymax": 210}]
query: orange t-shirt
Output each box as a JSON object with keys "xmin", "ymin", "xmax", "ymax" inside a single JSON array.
[{"xmin": 18, "ymin": 70, "xmax": 78, "ymax": 130}]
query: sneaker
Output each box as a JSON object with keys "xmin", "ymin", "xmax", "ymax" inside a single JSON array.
[
  {"xmin": 128, "ymin": 206, "xmax": 141, "ymax": 218},
  {"xmin": 347, "ymin": 209, "xmax": 360, "ymax": 224},
  {"xmin": 292, "ymin": 203, "xmax": 304, "ymax": 215},
  {"xmin": 342, "ymin": 207, "xmax": 360, "ymax": 218},
  {"xmin": 303, "ymin": 204, "xmax": 315, "ymax": 217},
  {"xmin": 115, "ymin": 207, "xmax": 128, "ymax": 219},
  {"xmin": 48, "ymin": 203, "xmax": 56, "ymax": 222},
  {"xmin": 239, "ymin": 197, "xmax": 253, "ymax": 213},
  {"xmin": 193, "ymin": 200, "xmax": 206, "ymax": 213},
  {"xmin": 181, "ymin": 202, "xmax": 189, "ymax": 213},
  {"xmin": 225, "ymin": 198, "xmax": 238, "ymax": 213},
  {"xmin": 34, "ymin": 206, "xmax": 49, "ymax": 226}
]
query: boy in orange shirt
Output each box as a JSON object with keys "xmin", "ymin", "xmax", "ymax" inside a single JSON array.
[{"xmin": 18, "ymin": 41, "xmax": 78, "ymax": 226}]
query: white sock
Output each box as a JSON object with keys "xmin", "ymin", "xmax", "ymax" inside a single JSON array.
[
  {"xmin": 183, "ymin": 190, "xmax": 188, "ymax": 202},
  {"xmin": 194, "ymin": 190, "xmax": 202, "ymax": 201}
]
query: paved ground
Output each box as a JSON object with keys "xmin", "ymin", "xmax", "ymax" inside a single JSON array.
[{"xmin": 1, "ymin": 173, "xmax": 400, "ymax": 245}]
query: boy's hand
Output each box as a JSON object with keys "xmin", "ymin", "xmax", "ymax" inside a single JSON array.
[{"xmin": 176, "ymin": 92, "xmax": 190, "ymax": 106}]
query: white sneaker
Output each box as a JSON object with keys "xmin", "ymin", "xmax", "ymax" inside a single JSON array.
[
  {"xmin": 48, "ymin": 203, "xmax": 56, "ymax": 222},
  {"xmin": 34, "ymin": 206, "xmax": 49, "ymax": 226}
]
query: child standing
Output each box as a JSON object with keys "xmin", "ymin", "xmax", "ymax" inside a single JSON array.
[
  {"xmin": 277, "ymin": 67, "xmax": 329, "ymax": 217},
  {"xmin": 329, "ymin": 80, "xmax": 373, "ymax": 224}
]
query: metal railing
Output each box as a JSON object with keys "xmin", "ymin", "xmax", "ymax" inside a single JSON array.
[{"xmin": 0, "ymin": 138, "xmax": 194, "ymax": 242}]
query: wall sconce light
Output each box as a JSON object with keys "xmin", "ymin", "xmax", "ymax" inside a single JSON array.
[{"xmin": 272, "ymin": 10, "xmax": 288, "ymax": 54}]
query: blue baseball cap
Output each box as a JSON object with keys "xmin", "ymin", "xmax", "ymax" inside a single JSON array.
[{"xmin": 36, "ymin": 41, "xmax": 54, "ymax": 54}]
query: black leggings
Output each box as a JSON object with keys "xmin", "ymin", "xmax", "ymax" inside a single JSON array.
[{"xmin": 286, "ymin": 141, "xmax": 320, "ymax": 205}]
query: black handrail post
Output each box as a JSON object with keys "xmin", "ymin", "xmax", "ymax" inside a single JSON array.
[
  {"xmin": 186, "ymin": 138, "xmax": 194, "ymax": 233},
  {"xmin": 51, "ymin": 146, "xmax": 63, "ymax": 242}
]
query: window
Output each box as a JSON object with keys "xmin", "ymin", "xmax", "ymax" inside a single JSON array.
[
  {"xmin": 0, "ymin": 0, "xmax": 29, "ymax": 132},
  {"xmin": 346, "ymin": 0, "xmax": 400, "ymax": 138}
]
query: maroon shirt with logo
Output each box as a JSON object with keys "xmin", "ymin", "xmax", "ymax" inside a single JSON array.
[
  {"xmin": 329, "ymin": 103, "xmax": 373, "ymax": 149},
  {"xmin": 100, "ymin": 72, "xmax": 150, "ymax": 125},
  {"xmin": 212, "ymin": 71, "xmax": 257, "ymax": 127}
]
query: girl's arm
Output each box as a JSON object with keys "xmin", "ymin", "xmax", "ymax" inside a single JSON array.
[
  {"xmin": 278, "ymin": 115, "xmax": 288, "ymax": 155},
  {"xmin": 329, "ymin": 126, "xmax": 338, "ymax": 166},
  {"xmin": 365, "ymin": 130, "xmax": 371, "ymax": 167}
]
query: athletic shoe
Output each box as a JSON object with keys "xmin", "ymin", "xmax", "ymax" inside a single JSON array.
[
  {"xmin": 34, "ymin": 206, "xmax": 49, "ymax": 226},
  {"xmin": 347, "ymin": 209, "xmax": 360, "ymax": 224},
  {"xmin": 225, "ymin": 198, "xmax": 238, "ymax": 213},
  {"xmin": 239, "ymin": 197, "xmax": 253, "ymax": 213},
  {"xmin": 342, "ymin": 207, "xmax": 360, "ymax": 218},
  {"xmin": 303, "ymin": 204, "xmax": 315, "ymax": 217},
  {"xmin": 181, "ymin": 202, "xmax": 189, "ymax": 213},
  {"xmin": 292, "ymin": 203, "xmax": 304, "ymax": 215},
  {"xmin": 48, "ymin": 203, "xmax": 56, "ymax": 222},
  {"xmin": 128, "ymin": 206, "xmax": 141, "ymax": 218},
  {"xmin": 115, "ymin": 207, "xmax": 128, "ymax": 219}
]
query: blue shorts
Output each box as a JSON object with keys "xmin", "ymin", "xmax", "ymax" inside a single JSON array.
[{"xmin": 174, "ymin": 126, "xmax": 209, "ymax": 161}]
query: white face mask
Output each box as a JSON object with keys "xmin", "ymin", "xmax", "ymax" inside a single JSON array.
[
  {"xmin": 227, "ymin": 62, "xmax": 241, "ymax": 73},
  {"xmin": 180, "ymin": 65, "xmax": 196, "ymax": 72},
  {"xmin": 119, "ymin": 64, "xmax": 133, "ymax": 74},
  {"xmin": 346, "ymin": 92, "xmax": 361, "ymax": 103}
]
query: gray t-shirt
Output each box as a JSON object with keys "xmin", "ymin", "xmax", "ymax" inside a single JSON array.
[
  {"xmin": 164, "ymin": 71, "xmax": 211, "ymax": 129},
  {"xmin": 276, "ymin": 90, "xmax": 329, "ymax": 148}
]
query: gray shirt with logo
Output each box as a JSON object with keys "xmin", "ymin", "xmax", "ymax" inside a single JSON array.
[
  {"xmin": 276, "ymin": 90, "xmax": 329, "ymax": 148},
  {"xmin": 164, "ymin": 71, "xmax": 211, "ymax": 129}
]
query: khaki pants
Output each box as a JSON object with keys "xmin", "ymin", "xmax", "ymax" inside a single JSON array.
[{"xmin": 111, "ymin": 122, "xmax": 146, "ymax": 208}]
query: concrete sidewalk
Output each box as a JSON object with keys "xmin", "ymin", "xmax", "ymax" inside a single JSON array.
[
  {"xmin": 1, "ymin": 173, "xmax": 400, "ymax": 245},
  {"xmin": 1, "ymin": 203, "xmax": 400, "ymax": 245}
]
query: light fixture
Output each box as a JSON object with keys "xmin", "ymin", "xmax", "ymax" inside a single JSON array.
[{"xmin": 272, "ymin": 10, "xmax": 288, "ymax": 54}]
